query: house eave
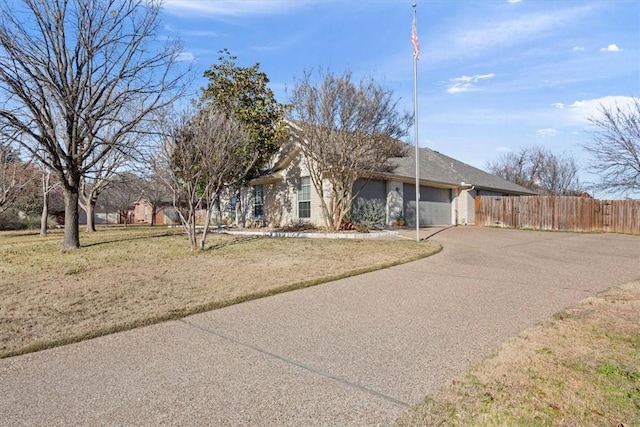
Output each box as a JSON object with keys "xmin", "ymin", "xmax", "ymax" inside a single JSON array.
[
  {"xmin": 371, "ymin": 171, "xmax": 462, "ymax": 189},
  {"xmin": 250, "ymin": 172, "xmax": 284, "ymax": 185}
]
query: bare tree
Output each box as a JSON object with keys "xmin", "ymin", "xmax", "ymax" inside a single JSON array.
[
  {"xmin": 538, "ymin": 152, "xmax": 581, "ymax": 196},
  {"xmin": 154, "ymin": 111, "xmax": 201, "ymax": 250},
  {"xmin": 79, "ymin": 147, "xmax": 132, "ymax": 232},
  {"xmin": 487, "ymin": 146, "xmax": 581, "ymax": 195},
  {"xmin": 0, "ymin": 144, "xmax": 22, "ymax": 213},
  {"xmin": 39, "ymin": 162, "xmax": 61, "ymax": 236},
  {"xmin": 157, "ymin": 108, "xmax": 250, "ymax": 251},
  {"xmin": 0, "ymin": 0, "xmax": 189, "ymax": 250},
  {"xmin": 486, "ymin": 147, "xmax": 543, "ymax": 191},
  {"xmin": 582, "ymin": 98, "xmax": 640, "ymax": 196},
  {"xmin": 101, "ymin": 171, "xmax": 144, "ymax": 225},
  {"xmin": 140, "ymin": 172, "xmax": 172, "ymax": 226},
  {"xmin": 289, "ymin": 70, "xmax": 411, "ymax": 230}
]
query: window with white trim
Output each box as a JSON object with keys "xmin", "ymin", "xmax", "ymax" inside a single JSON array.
[
  {"xmin": 253, "ymin": 185, "xmax": 264, "ymax": 217},
  {"xmin": 298, "ymin": 177, "xmax": 311, "ymax": 219}
]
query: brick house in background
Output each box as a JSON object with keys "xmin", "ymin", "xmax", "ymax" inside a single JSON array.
[{"xmin": 131, "ymin": 196, "xmax": 181, "ymax": 225}]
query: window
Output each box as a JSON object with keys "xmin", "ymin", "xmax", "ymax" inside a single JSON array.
[
  {"xmin": 298, "ymin": 177, "xmax": 311, "ymax": 218},
  {"xmin": 253, "ymin": 185, "xmax": 264, "ymax": 217}
]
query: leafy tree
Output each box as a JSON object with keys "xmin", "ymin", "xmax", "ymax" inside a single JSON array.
[
  {"xmin": 289, "ymin": 69, "xmax": 411, "ymax": 230},
  {"xmin": 486, "ymin": 146, "xmax": 581, "ymax": 196},
  {"xmin": 200, "ymin": 50, "xmax": 288, "ymax": 221},
  {"xmin": 582, "ymin": 98, "xmax": 640, "ymax": 196},
  {"xmin": 0, "ymin": 0, "xmax": 189, "ymax": 250}
]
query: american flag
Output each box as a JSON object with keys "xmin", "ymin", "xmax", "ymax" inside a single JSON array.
[{"xmin": 412, "ymin": 12, "xmax": 420, "ymax": 60}]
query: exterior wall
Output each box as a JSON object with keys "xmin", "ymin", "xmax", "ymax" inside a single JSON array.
[
  {"xmin": 353, "ymin": 179, "xmax": 386, "ymax": 201},
  {"xmin": 457, "ymin": 188, "xmax": 476, "ymax": 225},
  {"xmin": 78, "ymin": 211, "xmax": 119, "ymax": 225},
  {"xmin": 132, "ymin": 201, "xmax": 151, "ymax": 224},
  {"xmin": 132, "ymin": 199, "xmax": 182, "ymax": 225},
  {"xmin": 455, "ymin": 188, "xmax": 507, "ymax": 226},
  {"xmin": 249, "ymin": 153, "xmax": 325, "ymax": 227},
  {"xmin": 386, "ymin": 181, "xmax": 404, "ymax": 225},
  {"xmin": 263, "ymin": 180, "xmax": 295, "ymax": 227}
]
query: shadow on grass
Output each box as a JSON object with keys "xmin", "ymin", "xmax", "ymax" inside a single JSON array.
[
  {"xmin": 81, "ymin": 230, "xmax": 180, "ymax": 248},
  {"xmin": 205, "ymin": 235, "xmax": 263, "ymax": 251}
]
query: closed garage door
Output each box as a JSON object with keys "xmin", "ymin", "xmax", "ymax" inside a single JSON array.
[{"xmin": 403, "ymin": 184, "xmax": 452, "ymax": 226}]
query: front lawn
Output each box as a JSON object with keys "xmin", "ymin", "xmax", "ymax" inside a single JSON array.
[{"xmin": 0, "ymin": 226, "xmax": 439, "ymax": 358}]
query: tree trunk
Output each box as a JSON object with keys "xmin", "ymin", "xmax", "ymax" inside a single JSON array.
[
  {"xmin": 62, "ymin": 187, "xmax": 80, "ymax": 250},
  {"xmin": 84, "ymin": 199, "xmax": 96, "ymax": 232},
  {"xmin": 188, "ymin": 210, "xmax": 197, "ymax": 251},
  {"xmin": 151, "ymin": 204, "xmax": 157, "ymax": 226},
  {"xmin": 40, "ymin": 192, "xmax": 48, "ymax": 237},
  {"xmin": 199, "ymin": 209, "xmax": 211, "ymax": 250},
  {"xmin": 235, "ymin": 189, "xmax": 243, "ymax": 228},
  {"xmin": 199, "ymin": 195, "xmax": 217, "ymax": 250}
]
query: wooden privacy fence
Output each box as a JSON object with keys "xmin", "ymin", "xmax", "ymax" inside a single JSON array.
[{"xmin": 475, "ymin": 196, "xmax": 640, "ymax": 235}]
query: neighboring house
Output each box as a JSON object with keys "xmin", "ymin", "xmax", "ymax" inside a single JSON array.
[
  {"xmin": 78, "ymin": 209, "xmax": 120, "ymax": 225},
  {"xmin": 78, "ymin": 197, "xmax": 122, "ymax": 225},
  {"xmin": 220, "ymin": 139, "xmax": 535, "ymax": 228},
  {"xmin": 131, "ymin": 196, "xmax": 181, "ymax": 225}
]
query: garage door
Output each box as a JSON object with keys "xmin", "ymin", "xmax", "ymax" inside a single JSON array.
[{"xmin": 403, "ymin": 184, "xmax": 452, "ymax": 226}]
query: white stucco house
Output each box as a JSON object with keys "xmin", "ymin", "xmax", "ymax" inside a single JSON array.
[{"xmin": 221, "ymin": 138, "xmax": 535, "ymax": 228}]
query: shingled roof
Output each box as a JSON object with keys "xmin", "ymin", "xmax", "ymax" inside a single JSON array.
[{"xmin": 389, "ymin": 146, "xmax": 537, "ymax": 195}]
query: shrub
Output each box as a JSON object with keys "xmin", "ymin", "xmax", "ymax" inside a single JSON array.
[
  {"xmin": 351, "ymin": 198, "xmax": 386, "ymax": 230},
  {"xmin": 0, "ymin": 209, "xmax": 26, "ymax": 230},
  {"xmin": 277, "ymin": 220, "xmax": 317, "ymax": 232}
]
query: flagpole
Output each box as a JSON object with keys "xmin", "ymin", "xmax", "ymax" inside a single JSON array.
[{"xmin": 412, "ymin": 3, "xmax": 420, "ymax": 242}]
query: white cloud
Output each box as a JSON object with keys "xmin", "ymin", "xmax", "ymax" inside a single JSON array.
[
  {"xmin": 552, "ymin": 103, "xmax": 565, "ymax": 109},
  {"xmin": 431, "ymin": 4, "xmax": 599, "ymax": 63},
  {"xmin": 507, "ymin": 0, "xmax": 522, "ymax": 3},
  {"xmin": 447, "ymin": 73, "xmax": 495, "ymax": 94},
  {"xmin": 572, "ymin": 46, "xmax": 585, "ymax": 51},
  {"xmin": 600, "ymin": 44, "xmax": 623, "ymax": 52},
  {"xmin": 496, "ymin": 146, "xmax": 512, "ymax": 152},
  {"xmin": 563, "ymin": 96, "xmax": 636, "ymax": 124},
  {"xmin": 163, "ymin": 0, "xmax": 313, "ymax": 17},
  {"xmin": 174, "ymin": 51, "xmax": 195, "ymax": 62},
  {"xmin": 536, "ymin": 128, "xmax": 560, "ymax": 137}
]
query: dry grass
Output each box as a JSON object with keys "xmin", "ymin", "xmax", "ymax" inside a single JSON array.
[
  {"xmin": 0, "ymin": 226, "xmax": 440, "ymax": 358},
  {"xmin": 397, "ymin": 280, "xmax": 640, "ymax": 426}
]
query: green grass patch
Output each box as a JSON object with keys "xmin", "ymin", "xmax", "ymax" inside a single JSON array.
[{"xmin": 396, "ymin": 281, "xmax": 640, "ymax": 426}]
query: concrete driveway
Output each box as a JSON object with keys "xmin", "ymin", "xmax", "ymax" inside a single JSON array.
[{"xmin": 1, "ymin": 227, "xmax": 639, "ymax": 426}]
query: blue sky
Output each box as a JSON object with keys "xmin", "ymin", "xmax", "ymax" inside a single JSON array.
[{"xmin": 161, "ymin": 0, "xmax": 639, "ymax": 195}]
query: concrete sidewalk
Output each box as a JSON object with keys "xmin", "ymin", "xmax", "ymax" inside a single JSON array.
[{"xmin": 2, "ymin": 227, "xmax": 639, "ymax": 426}]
